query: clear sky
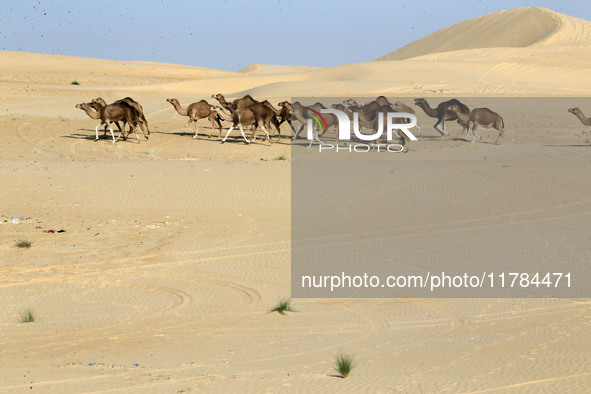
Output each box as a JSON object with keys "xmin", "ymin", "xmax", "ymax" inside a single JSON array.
[{"xmin": 1, "ymin": 0, "xmax": 590, "ymax": 71}]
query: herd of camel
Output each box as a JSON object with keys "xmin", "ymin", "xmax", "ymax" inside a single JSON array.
[{"xmin": 75, "ymin": 95, "xmax": 591, "ymax": 148}]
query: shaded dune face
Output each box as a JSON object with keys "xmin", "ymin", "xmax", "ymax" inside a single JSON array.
[{"xmin": 376, "ymin": 7, "xmax": 560, "ymax": 61}]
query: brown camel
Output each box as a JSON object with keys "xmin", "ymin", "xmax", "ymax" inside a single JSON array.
[
  {"xmin": 414, "ymin": 98, "xmax": 470, "ymax": 136},
  {"xmin": 391, "ymin": 101, "xmax": 422, "ymax": 138},
  {"xmin": 291, "ymin": 101, "xmax": 338, "ymax": 147},
  {"xmin": 75, "ymin": 102, "xmax": 140, "ymax": 142},
  {"xmin": 211, "ymin": 93, "xmax": 257, "ymax": 113},
  {"xmin": 76, "ymin": 102, "xmax": 123, "ymax": 138},
  {"xmin": 277, "ymin": 101, "xmax": 292, "ymax": 129},
  {"xmin": 259, "ymin": 100, "xmax": 283, "ymax": 141},
  {"xmin": 357, "ymin": 105, "xmax": 410, "ymax": 150},
  {"xmin": 343, "ymin": 98, "xmax": 387, "ymax": 121},
  {"xmin": 568, "ymin": 108, "xmax": 591, "ymax": 140},
  {"xmin": 88, "ymin": 101, "xmax": 148, "ymax": 141},
  {"xmin": 92, "ymin": 97, "xmax": 150, "ymax": 135},
  {"xmin": 447, "ymin": 104, "xmax": 505, "ymax": 144},
  {"xmin": 166, "ymin": 98, "xmax": 222, "ymax": 138},
  {"xmin": 210, "ymin": 104, "xmax": 273, "ymax": 144}
]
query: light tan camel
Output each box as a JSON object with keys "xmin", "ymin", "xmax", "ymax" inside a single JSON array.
[
  {"xmin": 92, "ymin": 97, "xmax": 149, "ymax": 135},
  {"xmin": 447, "ymin": 104, "xmax": 505, "ymax": 144},
  {"xmin": 75, "ymin": 102, "xmax": 140, "ymax": 142},
  {"xmin": 210, "ymin": 104, "xmax": 274, "ymax": 144},
  {"xmin": 166, "ymin": 98, "xmax": 222, "ymax": 138},
  {"xmin": 414, "ymin": 98, "xmax": 469, "ymax": 136},
  {"xmin": 568, "ymin": 108, "xmax": 591, "ymax": 140}
]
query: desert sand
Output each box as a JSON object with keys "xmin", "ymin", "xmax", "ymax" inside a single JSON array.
[{"xmin": 1, "ymin": 7, "xmax": 590, "ymax": 392}]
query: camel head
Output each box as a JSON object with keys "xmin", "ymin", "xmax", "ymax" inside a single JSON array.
[
  {"xmin": 88, "ymin": 102, "xmax": 102, "ymax": 111},
  {"xmin": 568, "ymin": 107, "xmax": 580, "ymax": 114},
  {"xmin": 212, "ymin": 93, "xmax": 224, "ymax": 100},
  {"xmin": 414, "ymin": 98, "xmax": 427, "ymax": 107},
  {"xmin": 331, "ymin": 103, "xmax": 345, "ymax": 110},
  {"xmin": 278, "ymin": 101, "xmax": 291, "ymax": 108},
  {"xmin": 343, "ymin": 98, "xmax": 358, "ymax": 108},
  {"xmin": 75, "ymin": 103, "xmax": 83, "ymax": 109},
  {"xmin": 166, "ymin": 98, "xmax": 178, "ymax": 104}
]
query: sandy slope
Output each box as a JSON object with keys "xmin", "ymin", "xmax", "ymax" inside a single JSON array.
[{"xmin": 1, "ymin": 6, "xmax": 591, "ymax": 392}]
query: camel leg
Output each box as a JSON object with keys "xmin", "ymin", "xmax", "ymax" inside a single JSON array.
[
  {"xmin": 141, "ymin": 116, "xmax": 150, "ymax": 135},
  {"xmin": 115, "ymin": 121, "xmax": 126, "ymax": 141},
  {"xmin": 292, "ymin": 124, "xmax": 304, "ymax": 140},
  {"xmin": 221, "ymin": 125, "xmax": 235, "ymax": 143},
  {"xmin": 192, "ymin": 120, "xmax": 199, "ymax": 139},
  {"xmin": 207, "ymin": 114, "xmax": 217, "ymax": 138},
  {"xmin": 494, "ymin": 127, "xmax": 504, "ymax": 144},
  {"xmin": 260, "ymin": 125, "xmax": 272, "ymax": 144},
  {"xmin": 470, "ymin": 123, "xmax": 481, "ymax": 143},
  {"xmin": 307, "ymin": 127, "xmax": 324, "ymax": 149},
  {"xmin": 238, "ymin": 124, "xmax": 250, "ymax": 144},
  {"xmin": 95, "ymin": 123, "xmax": 102, "ymax": 141},
  {"xmin": 107, "ymin": 122, "xmax": 116, "ymax": 143},
  {"xmin": 272, "ymin": 117, "xmax": 281, "ymax": 142},
  {"xmin": 434, "ymin": 119, "xmax": 448, "ymax": 137},
  {"xmin": 216, "ymin": 117, "xmax": 223, "ymax": 139}
]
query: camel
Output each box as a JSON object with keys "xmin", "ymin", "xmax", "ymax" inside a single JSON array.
[
  {"xmin": 447, "ymin": 104, "xmax": 505, "ymax": 144},
  {"xmin": 260, "ymin": 100, "xmax": 283, "ymax": 141},
  {"xmin": 166, "ymin": 98, "xmax": 223, "ymax": 138},
  {"xmin": 88, "ymin": 101, "xmax": 148, "ymax": 141},
  {"xmin": 211, "ymin": 93, "xmax": 257, "ymax": 113},
  {"xmin": 391, "ymin": 101, "xmax": 422, "ymax": 138},
  {"xmin": 277, "ymin": 101, "xmax": 292, "ymax": 129},
  {"xmin": 568, "ymin": 108, "xmax": 591, "ymax": 140},
  {"xmin": 92, "ymin": 97, "xmax": 149, "ymax": 135},
  {"xmin": 209, "ymin": 103, "xmax": 274, "ymax": 144},
  {"xmin": 291, "ymin": 101, "xmax": 339, "ymax": 147},
  {"xmin": 343, "ymin": 98, "xmax": 386, "ymax": 121},
  {"xmin": 75, "ymin": 102, "xmax": 140, "ymax": 142},
  {"xmin": 76, "ymin": 102, "xmax": 122, "ymax": 138},
  {"xmin": 357, "ymin": 105, "xmax": 410, "ymax": 150},
  {"xmin": 414, "ymin": 98, "xmax": 470, "ymax": 136}
]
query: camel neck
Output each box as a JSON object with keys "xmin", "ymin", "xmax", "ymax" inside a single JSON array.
[
  {"xmin": 82, "ymin": 105, "xmax": 100, "ymax": 119},
  {"xmin": 171, "ymin": 101, "xmax": 188, "ymax": 116},
  {"xmin": 574, "ymin": 111, "xmax": 591, "ymax": 126}
]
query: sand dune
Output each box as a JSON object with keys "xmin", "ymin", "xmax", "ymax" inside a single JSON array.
[
  {"xmin": 378, "ymin": 7, "xmax": 577, "ymax": 60},
  {"xmin": 239, "ymin": 63, "xmax": 322, "ymax": 74},
  {"xmin": 1, "ymin": 6, "xmax": 591, "ymax": 392}
]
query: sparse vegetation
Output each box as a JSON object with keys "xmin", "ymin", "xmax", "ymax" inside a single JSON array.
[
  {"xmin": 70, "ymin": 81, "xmax": 80, "ymax": 85},
  {"xmin": 274, "ymin": 155, "xmax": 287, "ymax": 161},
  {"xmin": 15, "ymin": 240, "xmax": 32, "ymax": 248},
  {"xmin": 334, "ymin": 353, "xmax": 354, "ymax": 378},
  {"xmin": 270, "ymin": 298, "xmax": 296, "ymax": 315},
  {"xmin": 19, "ymin": 309, "xmax": 35, "ymax": 323}
]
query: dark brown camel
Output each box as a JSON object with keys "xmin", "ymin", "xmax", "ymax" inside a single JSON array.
[{"xmin": 414, "ymin": 98, "xmax": 470, "ymax": 136}]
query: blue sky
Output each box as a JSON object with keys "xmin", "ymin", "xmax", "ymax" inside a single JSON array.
[{"xmin": 1, "ymin": 1, "xmax": 589, "ymax": 71}]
